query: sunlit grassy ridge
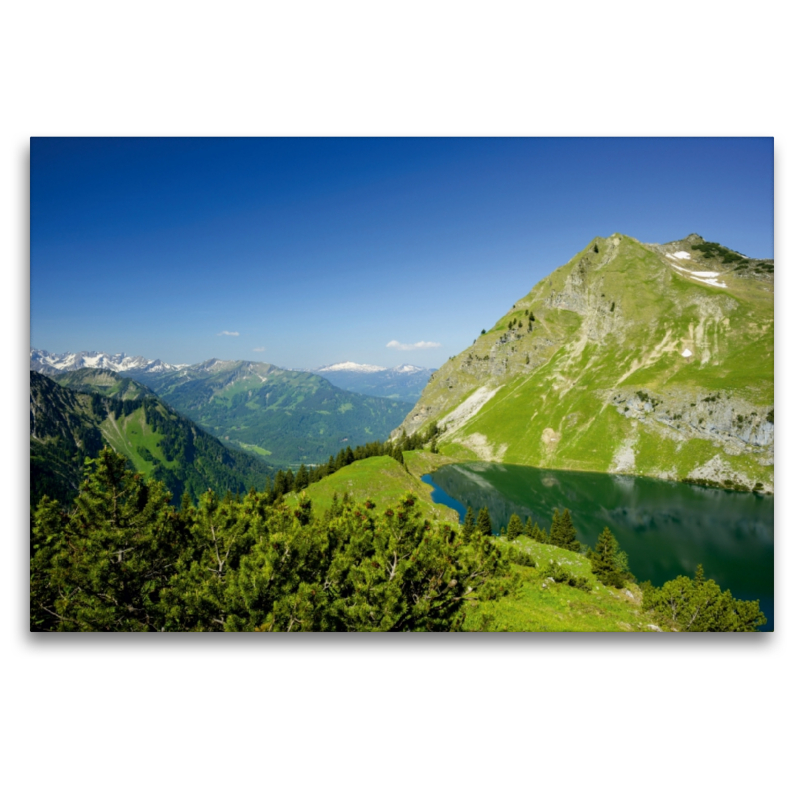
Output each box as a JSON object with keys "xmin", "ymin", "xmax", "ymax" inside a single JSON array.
[{"xmin": 286, "ymin": 454, "xmax": 460, "ymax": 525}]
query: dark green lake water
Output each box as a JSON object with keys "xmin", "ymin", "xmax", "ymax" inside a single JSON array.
[{"xmin": 422, "ymin": 463, "xmax": 774, "ymax": 630}]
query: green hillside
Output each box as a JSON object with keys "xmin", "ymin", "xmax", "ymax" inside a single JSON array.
[
  {"xmin": 55, "ymin": 367, "xmax": 156, "ymax": 401},
  {"xmin": 30, "ymin": 372, "xmax": 270, "ymax": 506},
  {"xmin": 285, "ymin": 454, "xmax": 460, "ymax": 524},
  {"xmin": 464, "ymin": 538, "xmax": 658, "ymax": 632},
  {"xmin": 127, "ymin": 360, "xmax": 413, "ymax": 468},
  {"xmin": 395, "ymin": 233, "xmax": 774, "ymax": 492}
]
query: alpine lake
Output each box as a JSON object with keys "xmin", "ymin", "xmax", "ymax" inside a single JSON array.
[{"xmin": 422, "ymin": 463, "xmax": 774, "ymax": 631}]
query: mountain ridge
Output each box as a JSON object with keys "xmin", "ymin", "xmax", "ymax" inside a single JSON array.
[{"xmin": 394, "ymin": 233, "xmax": 773, "ymax": 492}]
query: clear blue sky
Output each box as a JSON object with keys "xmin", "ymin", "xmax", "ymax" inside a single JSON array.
[{"xmin": 31, "ymin": 137, "xmax": 773, "ymax": 369}]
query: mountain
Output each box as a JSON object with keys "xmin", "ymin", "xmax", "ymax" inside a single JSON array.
[
  {"xmin": 53, "ymin": 367, "xmax": 157, "ymax": 401},
  {"xmin": 123, "ymin": 359, "xmax": 414, "ymax": 467},
  {"xmin": 30, "ymin": 348, "xmax": 184, "ymax": 376},
  {"xmin": 394, "ymin": 233, "xmax": 774, "ymax": 492},
  {"xmin": 312, "ymin": 362, "xmax": 436, "ymax": 402},
  {"xmin": 30, "ymin": 371, "xmax": 271, "ymax": 507}
]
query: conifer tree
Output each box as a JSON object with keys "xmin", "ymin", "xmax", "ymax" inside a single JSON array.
[
  {"xmin": 295, "ymin": 464, "xmax": 309, "ymax": 491},
  {"xmin": 589, "ymin": 527, "xmax": 626, "ymax": 588},
  {"xmin": 550, "ymin": 508, "xmax": 581, "ymax": 552},
  {"xmin": 531, "ymin": 521, "xmax": 547, "ymax": 543},
  {"xmin": 507, "ymin": 513, "xmax": 524, "ymax": 541},
  {"xmin": 334, "ymin": 449, "xmax": 346, "ymax": 471},
  {"xmin": 524, "ymin": 517, "xmax": 534, "ymax": 538},
  {"xmin": 476, "ymin": 506, "xmax": 493, "ymax": 537},
  {"xmin": 549, "ymin": 508, "xmax": 562, "ymax": 542},
  {"xmin": 38, "ymin": 448, "xmax": 179, "ymax": 631},
  {"xmin": 642, "ymin": 566, "xmax": 766, "ymax": 632},
  {"xmin": 694, "ymin": 564, "xmax": 705, "ymax": 587},
  {"xmin": 462, "ymin": 506, "xmax": 476, "ymax": 537}
]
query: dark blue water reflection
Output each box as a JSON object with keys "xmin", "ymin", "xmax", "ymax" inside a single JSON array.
[{"xmin": 424, "ymin": 463, "xmax": 774, "ymax": 630}]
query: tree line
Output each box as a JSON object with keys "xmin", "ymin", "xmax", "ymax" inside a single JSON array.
[{"xmin": 266, "ymin": 422, "xmax": 442, "ymax": 502}]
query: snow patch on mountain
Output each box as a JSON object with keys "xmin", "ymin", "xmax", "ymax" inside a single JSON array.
[
  {"xmin": 315, "ymin": 362, "xmax": 431, "ymax": 375},
  {"xmin": 317, "ymin": 361, "xmax": 387, "ymax": 373}
]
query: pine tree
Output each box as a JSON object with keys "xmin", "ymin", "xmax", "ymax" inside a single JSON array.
[
  {"xmin": 334, "ymin": 449, "xmax": 346, "ymax": 471},
  {"xmin": 589, "ymin": 527, "xmax": 625, "ymax": 588},
  {"xmin": 39, "ymin": 448, "xmax": 179, "ymax": 631},
  {"xmin": 507, "ymin": 513, "xmax": 524, "ymax": 541},
  {"xmin": 476, "ymin": 506, "xmax": 493, "ymax": 537},
  {"xmin": 694, "ymin": 564, "xmax": 705, "ymax": 587},
  {"xmin": 549, "ymin": 508, "xmax": 562, "ymax": 542},
  {"xmin": 531, "ymin": 522, "xmax": 547, "ymax": 543},
  {"xmin": 295, "ymin": 464, "xmax": 309, "ymax": 491},
  {"xmin": 524, "ymin": 517, "xmax": 534, "ymax": 538},
  {"xmin": 550, "ymin": 508, "xmax": 581, "ymax": 552},
  {"xmin": 462, "ymin": 506, "xmax": 476, "ymax": 537}
]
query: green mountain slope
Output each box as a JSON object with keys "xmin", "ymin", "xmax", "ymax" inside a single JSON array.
[
  {"xmin": 126, "ymin": 359, "xmax": 413, "ymax": 468},
  {"xmin": 395, "ymin": 233, "xmax": 774, "ymax": 491},
  {"xmin": 285, "ymin": 454, "xmax": 460, "ymax": 524},
  {"xmin": 30, "ymin": 372, "xmax": 271, "ymax": 506},
  {"xmin": 54, "ymin": 367, "xmax": 156, "ymax": 400}
]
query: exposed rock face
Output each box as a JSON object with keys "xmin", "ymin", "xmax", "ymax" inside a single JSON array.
[{"xmin": 608, "ymin": 389, "xmax": 774, "ymax": 460}]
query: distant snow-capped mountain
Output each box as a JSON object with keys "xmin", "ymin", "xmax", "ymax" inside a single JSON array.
[
  {"xmin": 316, "ymin": 362, "xmax": 430, "ymax": 375},
  {"xmin": 30, "ymin": 349, "xmax": 436, "ymax": 404},
  {"xmin": 30, "ymin": 348, "xmax": 185, "ymax": 376},
  {"xmin": 316, "ymin": 361, "xmax": 387, "ymax": 374},
  {"xmin": 311, "ymin": 362, "xmax": 436, "ymax": 403}
]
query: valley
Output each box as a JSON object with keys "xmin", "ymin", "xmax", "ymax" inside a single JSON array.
[{"xmin": 29, "ymin": 232, "xmax": 774, "ymax": 633}]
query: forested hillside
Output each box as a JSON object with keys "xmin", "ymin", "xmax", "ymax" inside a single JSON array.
[
  {"xmin": 127, "ymin": 359, "xmax": 413, "ymax": 467},
  {"xmin": 30, "ymin": 372, "xmax": 270, "ymax": 506}
]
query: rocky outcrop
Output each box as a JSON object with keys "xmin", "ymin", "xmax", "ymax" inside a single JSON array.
[{"xmin": 608, "ymin": 388, "xmax": 773, "ymax": 461}]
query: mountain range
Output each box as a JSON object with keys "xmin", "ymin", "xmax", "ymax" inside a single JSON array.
[
  {"xmin": 30, "ymin": 355, "xmax": 415, "ymax": 468},
  {"xmin": 394, "ymin": 233, "xmax": 774, "ymax": 492},
  {"xmin": 30, "ymin": 231, "xmax": 774, "ymax": 493},
  {"xmin": 312, "ymin": 362, "xmax": 435, "ymax": 402},
  {"xmin": 30, "ymin": 349, "xmax": 185, "ymax": 376}
]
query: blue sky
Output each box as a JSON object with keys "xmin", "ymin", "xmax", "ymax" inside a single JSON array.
[{"xmin": 31, "ymin": 137, "xmax": 773, "ymax": 369}]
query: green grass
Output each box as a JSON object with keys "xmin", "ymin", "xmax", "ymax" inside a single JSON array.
[
  {"xmin": 464, "ymin": 538, "xmax": 663, "ymax": 632},
  {"xmin": 285, "ymin": 455, "xmax": 460, "ymax": 525},
  {"xmin": 100, "ymin": 407, "xmax": 172, "ymax": 477},
  {"xmin": 235, "ymin": 441, "xmax": 272, "ymax": 456}
]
